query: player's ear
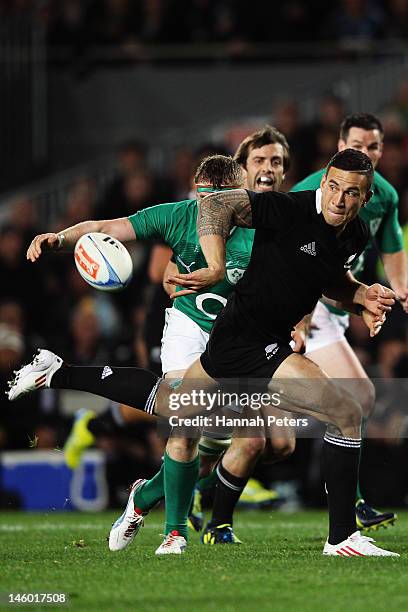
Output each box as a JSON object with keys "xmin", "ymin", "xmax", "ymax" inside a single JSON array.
[
  {"xmin": 241, "ymin": 165, "xmax": 248, "ymax": 185},
  {"xmin": 338, "ymin": 139, "xmax": 346, "ymax": 151},
  {"xmin": 320, "ymin": 173, "xmax": 327, "ymax": 190},
  {"xmin": 363, "ymin": 189, "xmax": 373, "ymax": 206}
]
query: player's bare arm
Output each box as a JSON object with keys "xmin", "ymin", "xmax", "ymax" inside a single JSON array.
[
  {"xmin": 168, "ymin": 189, "xmax": 253, "ymax": 296},
  {"xmin": 320, "ymin": 295, "xmax": 386, "ymax": 337},
  {"xmin": 148, "ymin": 244, "xmax": 172, "ymax": 284},
  {"xmin": 323, "ymin": 272, "xmax": 395, "ymax": 316},
  {"xmin": 26, "ymin": 217, "xmax": 135, "ymax": 262},
  {"xmin": 197, "ymin": 189, "xmax": 253, "ymax": 237},
  {"xmin": 381, "ymin": 250, "xmax": 408, "ymax": 312},
  {"xmin": 163, "ymin": 259, "xmax": 178, "ymax": 296}
]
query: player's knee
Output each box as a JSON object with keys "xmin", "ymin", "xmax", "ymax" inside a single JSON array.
[
  {"xmin": 167, "ymin": 436, "xmax": 198, "ymax": 461},
  {"xmin": 332, "ymin": 391, "xmax": 363, "ymax": 434},
  {"xmin": 270, "ymin": 435, "xmax": 296, "ymax": 460},
  {"xmin": 359, "ymin": 378, "xmax": 375, "ymax": 418},
  {"xmin": 234, "ymin": 437, "xmax": 265, "ymax": 461}
]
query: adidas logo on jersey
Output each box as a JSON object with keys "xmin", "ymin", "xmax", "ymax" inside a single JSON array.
[
  {"xmin": 300, "ymin": 241, "xmax": 316, "ymax": 256},
  {"xmin": 101, "ymin": 366, "xmax": 113, "ymax": 379}
]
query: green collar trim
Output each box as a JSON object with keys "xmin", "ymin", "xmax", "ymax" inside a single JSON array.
[{"xmin": 197, "ymin": 187, "xmax": 238, "ymax": 193}]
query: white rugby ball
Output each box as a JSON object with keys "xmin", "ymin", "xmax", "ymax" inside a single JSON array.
[{"xmin": 74, "ymin": 233, "xmax": 133, "ymax": 291}]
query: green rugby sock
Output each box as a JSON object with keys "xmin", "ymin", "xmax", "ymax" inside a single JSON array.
[
  {"xmin": 356, "ymin": 417, "xmax": 368, "ymax": 502},
  {"xmin": 133, "ymin": 464, "xmax": 164, "ymax": 512},
  {"xmin": 164, "ymin": 452, "xmax": 200, "ymax": 540}
]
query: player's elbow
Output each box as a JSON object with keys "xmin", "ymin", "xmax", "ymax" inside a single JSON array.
[{"xmin": 100, "ymin": 218, "xmax": 134, "ymax": 242}]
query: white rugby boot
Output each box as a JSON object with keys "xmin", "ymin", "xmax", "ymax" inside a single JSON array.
[
  {"xmin": 323, "ymin": 530, "xmax": 399, "ymax": 557},
  {"xmin": 155, "ymin": 531, "xmax": 187, "ymax": 555},
  {"xmin": 7, "ymin": 349, "xmax": 63, "ymax": 400},
  {"xmin": 109, "ymin": 479, "xmax": 148, "ymax": 551}
]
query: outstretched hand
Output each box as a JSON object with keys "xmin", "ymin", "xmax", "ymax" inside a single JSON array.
[
  {"xmin": 27, "ymin": 233, "xmax": 60, "ymax": 262},
  {"xmin": 362, "ymin": 309, "xmax": 387, "ymax": 338},
  {"xmin": 167, "ymin": 267, "xmax": 224, "ymax": 299},
  {"xmin": 364, "ymin": 283, "xmax": 395, "ymax": 316}
]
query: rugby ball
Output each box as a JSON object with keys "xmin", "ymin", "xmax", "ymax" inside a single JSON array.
[{"xmin": 74, "ymin": 233, "xmax": 133, "ymax": 291}]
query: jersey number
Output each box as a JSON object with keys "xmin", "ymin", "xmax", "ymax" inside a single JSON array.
[{"xmin": 195, "ymin": 293, "xmax": 227, "ymax": 320}]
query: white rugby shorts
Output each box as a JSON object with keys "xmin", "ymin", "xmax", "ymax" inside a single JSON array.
[
  {"xmin": 161, "ymin": 307, "xmax": 236, "ymax": 452},
  {"xmin": 305, "ymin": 301, "xmax": 350, "ymax": 354},
  {"xmin": 161, "ymin": 307, "xmax": 209, "ymax": 374}
]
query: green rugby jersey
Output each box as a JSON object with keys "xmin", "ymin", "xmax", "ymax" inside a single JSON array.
[
  {"xmin": 291, "ymin": 169, "xmax": 403, "ymax": 315},
  {"xmin": 128, "ymin": 199, "xmax": 254, "ymax": 333}
]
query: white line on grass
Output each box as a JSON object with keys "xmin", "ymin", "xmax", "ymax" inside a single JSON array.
[{"xmin": 0, "ymin": 522, "xmax": 165, "ymax": 532}]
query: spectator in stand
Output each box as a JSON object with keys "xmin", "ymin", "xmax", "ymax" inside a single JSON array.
[
  {"xmin": 0, "ymin": 324, "xmax": 44, "ymax": 450},
  {"xmin": 97, "ymin": 141, "xmax": 166, "ymax": 218},
  {"xmin": 298, "ymin": 94, "xmax": 346, "ymax": 175},
  {"xmin": 311, "ymin": 126, "xmax": 339, "ymax": 172},
  {"xmin": 0, "ymin": 299, "xmax": 45, "ymax": 355},
  {"xmin": 8, "ymin": 195, "xmax": 40, "ymax": 245},
  {"xmin": 46, "ymin": 0, "xmax": 86, "ymax": 52},
  {"xmin": 317, "ymin": 94, "xmax": 346, "ymax": 131},
  {"xmin": 166, "ymin": 147, "xmax": 195, "ymax": 201},
  {"xmin": 81, "ymin": 0, "xmax": 138, "ymax": 48},
  {"xmin": 56, "ymin": 176, "xmax": 96, "ymax": 231},
  {"xmin": 273, "ymin": 99, "xmax": 303, "ymax": 186},
  {"xmin": 384, "ymin": 0, "xmax": 408, "ymax": 40},
  {"xmin": 377, "ymin": 136, "xmax": 408, "ymax": 194},
  {"xmin": 275, "ymin": 1, "xmax": 316, "ymax": 42},
  {"xmin": 133, "ymin": 0, "xmax": 182, "ymax": 45},
  {"xmin": 0, "ymin": 225, "xmax": 45, "ymax": 333},
  {"xmin": 322, "ymin": 0, "xmax": 385, "ymax": 46},
  {"xmin": 391, "ymin": 80, "xmax": 408, "ymax": 131},
  {"xmin": 0, "ymin": 300, "xmax": 25, "ymax": 333},
  {"xmin": 64, "ymin": 298, "xmax": 113, "ymax": 364},
  {"xmin": 121, "ymin": 171, "xmax": 157, "ymax": 214}
]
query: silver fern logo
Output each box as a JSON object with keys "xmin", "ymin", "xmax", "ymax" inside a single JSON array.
[
  {"xmin": 101, "ymin": 366, "xmax": 113, "ymax": 379},
  {"xmin": 265, "ymin": 343, "xmax": 279, "ymax": 360}
]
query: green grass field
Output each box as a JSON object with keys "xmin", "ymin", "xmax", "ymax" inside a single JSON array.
[{"xmin": 1, "ymin": 510, "xmax": 407, "ymax": 611}]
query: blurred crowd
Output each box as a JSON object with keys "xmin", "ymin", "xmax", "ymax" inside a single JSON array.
[
  {"xmin": 1, "ymin": 0, "xmax": 408, "ymax": 62},
  {"xmin": 2, "ymin": 83, "xmax": 408, "ymax": 505}
]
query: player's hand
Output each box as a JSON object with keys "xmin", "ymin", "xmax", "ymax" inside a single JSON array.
[
  {"xmin": 364, "ymin": 283, "xmax": 395, "ymax": 316},
  {"xmin": 290, "ymin": 313, "xmax": 318, "ymax": 352},
  {"xmin": 362, "ymin": 309, "xmax": 386, "ymax": 337},
  {"xmin": 167, "ymin": 267, "xmax": 224, "ymax": 299},
  {"xmin": 394, "ymin": 287, "xmax": 408, "ymax": 313},
  {"xmin": 27, "ymin": 233, "xmax": 60, "ymax": 262},
  {"xmin": 300, "ymin": 313, "xmax": 319, "ymax": 339},
  {"xmin": 290, "ymin": 327, "xmax": 305, "ymax": 353}
]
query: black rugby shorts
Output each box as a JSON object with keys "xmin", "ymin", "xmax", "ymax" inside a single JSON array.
[{"xmin": 200, "ymin": 307, "xmax": 293, "ymax": 381}]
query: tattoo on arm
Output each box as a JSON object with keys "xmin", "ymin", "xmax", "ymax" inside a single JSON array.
[{"xmin": 197, "ymin": 190, "xmax": 253, "ymax": 238}]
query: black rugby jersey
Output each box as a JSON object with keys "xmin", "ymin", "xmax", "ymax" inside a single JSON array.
[{"xmin": 228, "ymin": 189, "xmax": 369, "ymax": 343}]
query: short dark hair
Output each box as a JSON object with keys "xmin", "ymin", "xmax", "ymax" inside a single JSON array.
[
  {"xmin": 234, "ymin": 125, "xmax": 290, "ymax": 172},
  {"xmin": 194, "ymin": 155, "xmax": 243, "ymax": 188},
  {"xmin": 339, "ymin": 113, "xmax": 384, "ymax": 142},
  {"xmin": 325, "ymin": 149, "xmax": 374, "ymax": 192}
]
